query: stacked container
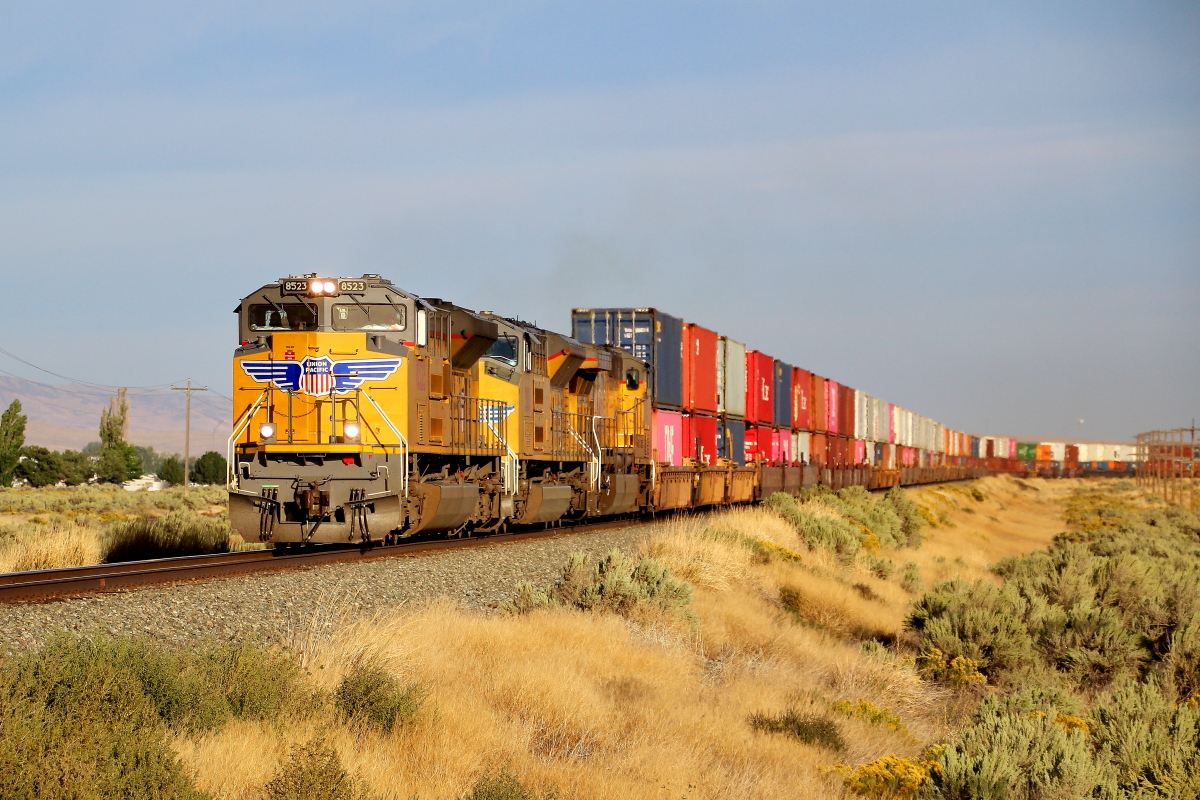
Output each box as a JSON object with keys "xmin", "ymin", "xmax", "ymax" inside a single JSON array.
[
  {"xmin": 773, "ymin": 360, "xmax": 793, "ymax": 455},
  {"xmin": 745, "ymin": 351, "xmax": 774, "ymax": 427},
  {"xmin": 681, "ymin": 322, "xmax": 719, "ymax": 466},
  {"xmin": 717, "ymin": 336, "xmax": 747, "ymax": 465},
  {"xmin": 571, "ymin": 308, "xmax": 682, "ymax": 409},
  {"xmin": 792, "ymin": 367, "xmax": 812, "ymax": 433}
]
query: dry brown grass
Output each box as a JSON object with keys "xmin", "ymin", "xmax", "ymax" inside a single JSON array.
[
  {"xmin": 0, "ymin": 520, "xmax": 103, "ymax": 573},
  {"xmin": 173, "ymin": 479, "xmax": 1099, "ymax": 800}
]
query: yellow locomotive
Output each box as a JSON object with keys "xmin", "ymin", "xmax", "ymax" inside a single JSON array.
[{"xmin": 228, "ymin": 275, "xmax": 651, "ymax": 544}]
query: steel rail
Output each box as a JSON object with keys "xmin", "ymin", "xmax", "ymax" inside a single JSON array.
[{"xmin": 0, "ymin": 516, "xmax": 651, "ymax": 604}]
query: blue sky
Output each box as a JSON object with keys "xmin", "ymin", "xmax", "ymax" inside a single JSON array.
[{"xmin": 1, "ymin": 1, "xmax": 1196, "ymax": 440}]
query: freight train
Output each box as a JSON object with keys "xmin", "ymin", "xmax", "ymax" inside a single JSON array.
[{"xmin": 226, "ymin": 275, "xmax": 1107, "ymax": 545}]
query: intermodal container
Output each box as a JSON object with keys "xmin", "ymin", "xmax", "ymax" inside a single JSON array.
[
  {"xmin": 792, "ymin": 367, "xmax": 812, "ymax": 430},
  {"xmin": 773, "ymin": 361, "xmax": 792, "ymax": 428},
  {"xmin": 1008, "ymin": 440, "xmax": 1018, "ymax": 459},
  {"xmin": 794, "ymin": 431, "xmax": 811, "ymax": 464},
  {"xmin": 854, "ymin": 439, "xmax": 866, "ymax": 464},
  {"xmin": 717, "ymin": 337, "xmax": 747, "ymax": 419},
  {"xmin": 1017, "ymin": 442, "xmax": 1037, "ymax": 460},
  {"xmin": 1064, "ymin": 444, "xmax": 1079, "ymax": 463},
  {"xmin": 810, "ymin": 374, "xmax": 827, "ymax": 433},
  {"xmin": 771, "ymin": 427, "xmax": 793, "ymax": 465},
  {"xmin": 888, "ymin": 404, "xmax": 896, "ymax": 443},
  {"xmin": 683, "ymin": 413, "xmax": 718, "ymax": 466},
  {"xmin": 718, "ymin": 417, "xmax": 745, "ymax": 465},
  {"xmin": 745, "ymin": 351, "xmax": 774, "ymax": 425},
  {"xmin": 572, "ymin": 308, "xmax": 683, "ymax": 410},
  {"xmin": 652, "ymin": 409, "xmax": 683, "ymax": 466},
  {"xmin": 839, "ymin": 385, "xmax": 855, "ymax": 441},
  {"xmin": 810, "ymin": 433, "xmax": 827, "ymax": 466},
  {"xmin": 825, "ymin": 380, "xmax": 840, "ymax": 435},
  {"xmin": 985, "ymin": 439, "xmax": 995, "ymax": 458},
  {"xmin": 682, "ymin": 323, "xmax": 718, "ymax": 414},
  {"xmin": 744, "ymin": 423, "xmax": 773, "ymax": 463}
]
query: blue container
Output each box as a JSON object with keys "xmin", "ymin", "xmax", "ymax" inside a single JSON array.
[
  {"xmin": 571, "ymin": 308, "xmax": 683, "ymax": 410},
  {"xmin": 970, "ymin": 437, "xmax": 981, "ymax": 458},
  {"xmin": 718, "ymin": 417, "xmax": 746, "ymax": 465},
  {"xmin": 773, "ymin": 360, "xmax": 793, "ymax": 428}
]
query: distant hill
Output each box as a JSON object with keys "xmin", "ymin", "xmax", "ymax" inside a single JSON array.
[{"xmin": 0, "ymin": 376, "xmax": 230, "ymax": 454}]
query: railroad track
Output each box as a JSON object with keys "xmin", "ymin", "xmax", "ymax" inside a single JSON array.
[{"xmin": 0, "ymin": 516, "xmax": 653, "ymax": 603}]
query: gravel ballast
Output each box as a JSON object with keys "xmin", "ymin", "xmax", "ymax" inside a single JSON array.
[{"xmin": 0, "ymin": 525, "xmax": 656, "ymax": 653}]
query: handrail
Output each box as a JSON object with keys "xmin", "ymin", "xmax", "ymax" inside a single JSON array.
[
  {"xmin": 485, "ymin": 419, "xmax": 519, "ymax": 494},
  {"xmin": 227, "ymin": 388, "xmax": 270, "ymax": 489},
  {"xmin": 361, "ymin": 390, "xmax": 409, "ymax": 497}
]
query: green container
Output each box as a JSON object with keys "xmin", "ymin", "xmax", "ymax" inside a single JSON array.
[{"xmin": 1016, "ymin": 442, "xmax": 1038, "ymax": 460}]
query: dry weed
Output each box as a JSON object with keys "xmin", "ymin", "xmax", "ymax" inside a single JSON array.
[{"xmin": 0, "ymin": 520, "xmax": 103, "ymax": 572}]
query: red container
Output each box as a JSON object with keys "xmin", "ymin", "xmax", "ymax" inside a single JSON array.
[
  {"xmin": 986, "ymin": 439, "xmax": 995, "ymax": 458},
  {"xmin": 854, "ymin": 439, "xmax": 866, "ymax": 464},
  {"xmin": 744, "ymin": 423, "xmax": 773, "ymax": 463},
  {"xmin": 682, "ymin": 323, "xmax": 719, "ymax": 414},
  {"xmin": 888, "ymin": 404, "xmax": 896, "ymax": 443},
  {"xmin": 792, "ymin": 367, "xmax": 812, "ymax": 430},
  {"xmin": 810, "ymin": 432, "xmax": 828, "ymax": 466},
  {"xmin": 824, "ymin": 380, "xmax": 840, "ymax": 435},
  {"xmin": 744, "ymin": 351, "xmax": 774, "ymax": 425},
  {"xmin": 839, "ymin": 384, "xmax": 855, "ymax": 440},
  {"xmin": 652, "ymin": 410, "xmax": 683, "ymax": 466},
  {"xmin": 683, "ymin": 413, "xmax": 718, "ymax": 466},
  {"xmin": 810, "ymin": 374, "xmax": 826, "ymax": 433},
  {"xmin": 1065, "ymin": 444, "xmax": 1080, "ymax": 462}
]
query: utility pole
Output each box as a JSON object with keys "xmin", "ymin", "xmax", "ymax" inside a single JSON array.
[{"xmin": 172, "ymin": 379, "xmax": 208, "ymax": 491}]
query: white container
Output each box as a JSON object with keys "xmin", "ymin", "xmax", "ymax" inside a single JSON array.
[{"xmin": 717, "ymin": 337, "xmax": 747, "ymax": 419}]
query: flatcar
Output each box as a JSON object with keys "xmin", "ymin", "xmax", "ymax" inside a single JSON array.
[{"xmin": 227, "ymin": 274, "xmax": 987, "ymax": 546}]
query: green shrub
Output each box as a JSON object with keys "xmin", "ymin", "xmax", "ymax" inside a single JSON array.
[
  {"xmin": 932, "ymin": 692, "xmax": 1112, "ymax": 800},
  {"xmin": 863, "ymin": 553, "xmax": 895, "ymax": 579},
  {"xmin": 883, "ymin": 486, "xmax": 925, "ymax": 547},
  {"xmin": 900, "ymin": 561, "xmax": 922, "ymax": 593},
  {"xmin": 462, "ymin": 766, "xmax": 552, "ymax": 800},
  {"xmin": 335, "ymin": 663, "xmax": 426, "ymax": 732},
  {"xmin": 506, "ymin": 549, "xmax": 695, "ymax": 625},
  {"xmin": 104, "ymin": 510, "xmax": 232, "ymax": 562},
  {"xmin": 262, "ymin": 739, "xmax": 375, "ymax": 800},
  {"xmin": 749, "ymin": 709, "xmax": 846, "ymax": 752},
  {"xmin": 0, "ymin": 634, "xmax": 210, "ymax": 799}
]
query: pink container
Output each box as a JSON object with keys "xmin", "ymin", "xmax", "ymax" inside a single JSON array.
[
  {"xmin": 1008, "ymin": 440, "xmax": 1018, "ymax": 459},
  {"xmin": 825, "ymin": 380, "xmax": 840, "ymax": 435},
  {"xmin": 888, "ymin": 404, "xmax": 896, "ymax": 444},
  {"xmin": 854, "ymin": 439, "xmax": 866, "ymax": 464},
  {"xmin": 653, "ymin": 410, "xmax": 684, "ymax": 466},
  {"xmin": 772, "ymin": 428, "xmax": 793, "ymax": 464}
]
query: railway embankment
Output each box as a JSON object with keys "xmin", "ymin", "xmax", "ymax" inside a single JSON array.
[{"xmin": 5, "ymin": 476, "xmax": 1190, "ymax": 800}]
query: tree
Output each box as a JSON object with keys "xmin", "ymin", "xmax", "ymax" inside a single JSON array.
[
  {"xmin": 0, "ymin": 400, "xmax": 27, "ymax": 487},
  {"xmin": 15, "ymin": 446, "xmax": 63, "ymax": 487},
  {"xmin": 189, "ymin": 451, "xmax": 227, "ymax": 485},
  {"xmin": 59, "ymin": 450, "xmax": 94, "ymax": 486},
  {"xmin": 159, "ymin": 456, "xmax": 184, "ymax": 486},
  {"xmin": 95, "ymin": 389, "xmax": 143, "ymax": 484}
]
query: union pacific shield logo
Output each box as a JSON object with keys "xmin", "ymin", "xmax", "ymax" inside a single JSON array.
[
  {"xmin": 241, "ymin": 356, "xmax": 401, "ymax": 396},
  {"xmin": 302, "ymin": 356, "xmax": 334, "ymax": 396}
]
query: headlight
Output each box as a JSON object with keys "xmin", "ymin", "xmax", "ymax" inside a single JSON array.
[
  {"xmin": 322, "ymin": 280, "xmax": 336, "ymax": 294},
  {"xmin": 310, "ymin": 280, "xmax": 324, "ymax": 294},
  {"xmin": 259, "ymin": 423, "xmax": 275, "ymax": 440},
  {"xmin": 344, "ymin": 423, "xmax": 360, "ymax": 439}
]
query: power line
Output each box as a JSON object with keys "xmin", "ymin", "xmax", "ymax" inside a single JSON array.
[{"xmin": 0, "ymin": 345, "xmax": 180, "ymax": 392}]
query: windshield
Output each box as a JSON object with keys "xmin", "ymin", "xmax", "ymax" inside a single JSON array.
[
  {"xmin": 332, "ymin": 304, "xmax": 407, "ymax": 331},
  {"xmin": 248, "ymin": 303, "xmax": 318, "ymax": 331},
  {"xmin": 484, "ymin": 334, "xmax": 519, "ymax": 366}
]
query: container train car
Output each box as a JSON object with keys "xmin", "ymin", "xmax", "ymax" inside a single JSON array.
[{"xmin": 226, "ymin": 275, "xmax": 1038, "ymax": 546}]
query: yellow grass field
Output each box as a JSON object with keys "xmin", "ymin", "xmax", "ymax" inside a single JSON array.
[{"xmin": 173, "ymin": 475, "xmax": 1089, "ymax": 800}]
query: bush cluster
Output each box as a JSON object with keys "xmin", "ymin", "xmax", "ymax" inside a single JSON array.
[
  {"xmin": 764, "ymin": 487, "xmax": 925, "ymax": 573},
  {"xmin": 0, "ymin": 633, "xmax": 310, "ymax": 799},
  {"xmin": 103, "ymin": 509, "xmax": 234, "ymax": 562},
  {"xmin": 749, "ymin": 709, "xmax": 846, "ymax": 752},
  {"xmin": 908, "ymin": 484, "xmax": 1200, "ymax": 798},
  {"xmin": 506, "ymin": 548, "xmax": 695, "ymax": 625},
  {"xmin": 334, "ymin": 662, "xmax": 426, "ymax": 733}
]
